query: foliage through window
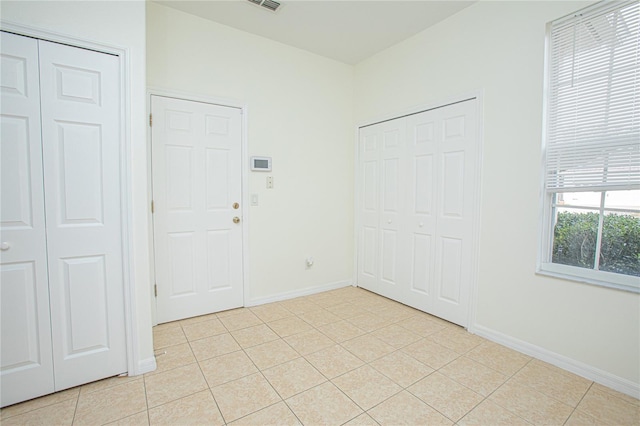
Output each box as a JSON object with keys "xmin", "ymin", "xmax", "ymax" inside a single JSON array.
[{"xmin": 540, "ymin": 1, "xmax": 640, "ymax": 292}]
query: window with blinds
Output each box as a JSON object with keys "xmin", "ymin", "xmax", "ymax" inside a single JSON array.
[{"xmin": 539, "ymin": 0, "xmax": 640, "ymax": 292}]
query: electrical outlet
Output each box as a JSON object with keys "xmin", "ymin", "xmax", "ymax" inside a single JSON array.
[{"xmin": 267, "ymin": 176, "xmax": 273, "ymax": 189}]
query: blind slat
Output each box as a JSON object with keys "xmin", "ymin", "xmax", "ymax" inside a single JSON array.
[{"xmin": 544, "ymin": 0, "xmax": 640, "ymax": 192}]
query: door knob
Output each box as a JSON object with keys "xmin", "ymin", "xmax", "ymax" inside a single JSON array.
[
  {"xmin": 0, "ymin": 242, "xmax": 10, "ymax": 251},
  {"xmin": 233, "ymin": 202, "xmax": 240, "ymax": 209},
  {"xmin": 233, "ymin": 217, "xmax": 240, "ymax": 224}
]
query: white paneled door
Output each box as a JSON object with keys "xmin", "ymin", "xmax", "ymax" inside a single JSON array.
[
  {"xmin": 357, "ymin": 99, "xmax": 479, "ymax": 327},
  {"xmin": 0, "ymin": 32, "xmax": 55, "ymax": 407},
  {"xmin": 0, "ymin": 32, "xmax": 127, "ymax": 407},
  {"xmin": 151, "ymin": 95, "xmax": 243, "ymax": 323}
]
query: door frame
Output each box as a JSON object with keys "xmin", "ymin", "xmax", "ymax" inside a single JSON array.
[
  {"xmin": 0, "ymin": 22, "xmax": 142, "ymax": 375},
  {"xmin": 354, "ymin": 91, "xmax": 484, "ymax": 329},
  {"xmin": 147, "ymin": 87, "xmax": 249, "ymax": 326}
]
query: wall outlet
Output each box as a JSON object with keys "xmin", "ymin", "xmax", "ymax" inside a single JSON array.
[{"xmin": 266, "ymin": 176, "xmax": 273, "ymax": 189}]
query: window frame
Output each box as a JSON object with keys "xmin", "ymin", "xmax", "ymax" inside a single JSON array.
[{"xmin": 537, "ymin": 1, "xmax": 640, "ymax": 294}]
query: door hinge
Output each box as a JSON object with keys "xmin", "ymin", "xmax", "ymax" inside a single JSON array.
[
  {"xmin": 151, "ymin": 200, "xmax": 154, "ymax": 214},
  {"xmin": 149, "ymin": 113, "xmax": 152, "ymax": 127},
  {"xmin": 154, "ymin": 284, "xmax": 158, "ymax": 297}
]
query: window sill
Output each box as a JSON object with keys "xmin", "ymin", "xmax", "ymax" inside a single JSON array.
[{"xmin": 537, "ymin": 263, "xmax": 640, "ymax": 294}]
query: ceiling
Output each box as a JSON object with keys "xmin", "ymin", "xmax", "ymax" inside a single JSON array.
[{"xmin": 154, "ymin": 0, "xmax": 476, "ymax": 65}]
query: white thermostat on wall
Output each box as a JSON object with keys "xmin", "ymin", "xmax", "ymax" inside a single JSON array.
[{"xmin": 251, "ymin": 156, "xmax": 272, "ymax": 172}]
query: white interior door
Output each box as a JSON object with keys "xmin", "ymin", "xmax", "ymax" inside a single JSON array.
[
  {"xmin": 357, "ymin": 99, "xmax": 478, "ymax": 327},
  {"xmin": 0, "ymin": 31, "xmax": 55, "ymax": 407},
  {"xmin": 405, "ymin": 100, "xmax": 478, "ymax": 326},
  {"xmin": 38, "ymin": 40, "xmax": 127, "ymax": 389},
  {"xmin": 151, "ymin": 95, "xmax": 244, "ymax": 324}
]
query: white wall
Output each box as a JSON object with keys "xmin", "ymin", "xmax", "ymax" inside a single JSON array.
[
  {"xmin": 147, "ymin": 3, "xmax": 355, "ymax": 304},
  {"xmin": 355, "ymin": 0, "xmax": 639, "ymax": 390},
  {"xmin": 1, "ymin": 1, "xmax": 154, "ymax": 373}
]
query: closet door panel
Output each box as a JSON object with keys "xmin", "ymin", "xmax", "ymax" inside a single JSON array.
[
  {"xmin": 38, "ymin": 40, "xmax": 126, "ymax": 389},
  {"xmin": 432, "ymin": 101, "xmax": 477, "ymax": 326},
  {"xmin": 0, "ymin": 32, "xmax": 55, "ymax": 407},
  {"xmin": 357, "ymin": 128, "xmax": 380, "ymax": 291},
  {"xmin": 379, "ymin": 122, "xmax": 406, "ymax": 301}
]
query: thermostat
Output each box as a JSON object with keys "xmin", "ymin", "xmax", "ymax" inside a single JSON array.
[{"xmin": 251, "ymin": 156, "xmax": 272, "ymax": 171}]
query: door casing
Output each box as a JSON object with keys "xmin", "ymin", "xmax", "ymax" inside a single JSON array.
[{"xmin": 0, "ymin": 21, "xmax": 144, "ymax": 378}]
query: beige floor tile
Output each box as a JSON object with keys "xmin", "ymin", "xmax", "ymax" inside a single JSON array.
[
  {"xmin": 427, "ymin": 327, "xmax": 485, "ymax": 354},
  {"xmin": 179, "ymin": 313, "xmax": 218, "ymax": 327},
  {"xmin": 211, "ymin": 373, "xmax": 281, "ymax": 423},
  {"xmin": 80, "ymin": 375, "xmax": 142, "ymax": 395},
  {"xmin": 229, "ymin": 401, "xmax": 301, "ymax": 425},
  {"xmin": 279, "ymin": 298, "xmax": 322, "ymax": 315},
  {"xmin": 146, "ymin": 343, "xmax": 196, "ymax": 376},
  {"xmin": 284, "ymin": 329, "xmax": 334, "ymax": 355},
  {"xmin": 372, "ymin": 324, "xmax": 422, "ymax": 349},
  {"xmin": 153, "ymin": 325, "xmax": 187, "ymax": 349},
  {"xmin": 332, "ymin": 365, "xmax": 402, "ymax": 410},
  {"xmin": 347, "ymin": 312, "xmax": 391, "ymax": 332},
  {"xmin": 286, "ymin": 382, "xmax": 362, "ymax": 425},
  {"xmin": 106, "ymin": 410, "xmax": 149, "ymax": 425},
  {"xmin": 489, "ymin": 380, "xmax": 573, "ymax": 425},
  {"xmin": 367, "ymin": 390, "xmax": 452, "ymax": 426},
  {"xmin": 458, "ymin": 400, "xmax": 532, "ymax": 426},
  {"xmin": 144, "ymin": 363, "xmax": 208, "ymax": 408},
  {"xmin": 305, "ymin": 344, "xmax": 365, "ymax": 379},
  {"xmin": 74, "ymin": 380, "xmax": 147, "ymax": 425},
  {"xmin": 325, "ymin": 302, "xmax": 368, "ymax": 320},
  {"xmin": 182, "ymin": 318, "xmax": 227, "ymax": 341},
  {"xmin": 0, "ymin": 387, "xmax": 79, "ymax": 419},
  {"xmin": 590, "ymin": 382, "xmax": 640, "ymax": 407},
  {"xmin": 0, "ymin": 398, "xmax": 76, "ymax": 426},
  {"xmin": 298, "ymin": 309, "xmax": 341, "ymax": 327},
  {"xmin": 250, "ymin": 304, "xmax": 293, "ymax": 323},
  {"xmin": 370, "ymin": 351, "xmax": 434, "ymax": 388},
  {"xmin": 262, "ymin": 357, "xmax": 327, "ymax": 399},
  {"xmin": 341, "ymin": 334, "xmax": 395, "ymax": 363},
  {"xmin": 564, "ymin": 409, "xmax": 601, "ymax": 426},
  {"xmin": 401, "ymin": 338, "xmax": 459, "ymax": 370},
  {"xmin": 511, "ymin": 361, "xmax": 591, "ymax": 407},
  {"xmin": 244, "ymin": 339, "xmax": 300, "ymax": 370},
  {"xmin": 396, "ymin": 315, "xmax": 447, "ymax": 337},
  {"xmin": 576, "ymin": 384, "xmax": 640, "ymax": 425},
  {"xmin": 231, "ymin": 324, "xmax": 280, "ymax": 348},
  {"xmin": 267, "ymin": 316, "xmax": 313, "ymax": 338},
  {"xmin": 216, "ymin": 307, "xmax": 249, "ymax": 318},
  {"xmin": 439, "ymin": 356, "xmax": 508, "ymax": 396},
  {"xmin": 218, "ymin": 310, "xmax": 263, "ymax": 331},
  {"xmin": 466, "ymin": 341, "xmax": 531, "ymax": 376},
  {"xmin": 148, "ymin": 390, "xmax": 223, "ymax": 425},
  {"xmin": 408, "ymin": 372, "xmax": 483, "ymax": 422},
  {"xmin": 344, "ymin": 412, "xmax": 379, "ymax": 425},
  {"xmin": 318, "ymin": 320, "xmax": 366, "ymax": 343},
  {"xmin": 189, "ymin": 333, "xmax": 241, "ymax": 361},
  {"xmin": 375, "ymin": 305, "xmax": 417, "ymax": 322},
  {"xmin": 199, "ymin": 350, "xmax": 258, "ymax": 387}
]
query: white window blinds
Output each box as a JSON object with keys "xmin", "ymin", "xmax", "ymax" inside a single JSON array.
[{"xmin": 544, "ymin": 0, "xmax": 640, "ymax": 192}]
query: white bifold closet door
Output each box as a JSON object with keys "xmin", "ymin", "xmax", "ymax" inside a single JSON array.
[
  {"xmin": 0, "ymin": 32, "xmax": 127, "ymax": 407},
  {"xmin": 357, "ymin": 100, "xmax": 478, "ymax": 327}
]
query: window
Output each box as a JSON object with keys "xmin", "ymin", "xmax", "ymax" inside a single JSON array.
[{"xmin": 540, "ymin": 0, "xmax": 640, "ymax": 292}]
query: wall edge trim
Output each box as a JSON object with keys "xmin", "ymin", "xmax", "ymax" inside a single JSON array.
[
  {"xmin": 246, "ymin": 280, "xmax": 353, "ymax": 307},
  {"xmin": 469, "ymin": 323, "xmax": 640, "ymax": 399}
]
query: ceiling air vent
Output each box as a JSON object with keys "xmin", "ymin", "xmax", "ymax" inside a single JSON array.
[{"xmin": 247, "ymin": 0, "xmax": 281, "ymax": 12}]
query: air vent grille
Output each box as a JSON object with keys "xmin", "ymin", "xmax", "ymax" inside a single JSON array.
[{"xmin": 247, "ymin": 0, "xmax": 281, "ymax": 12}]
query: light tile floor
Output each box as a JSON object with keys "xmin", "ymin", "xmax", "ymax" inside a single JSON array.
[{"xmin": 2, "ymin": 287, "xmax": 639, "ymax": 425}]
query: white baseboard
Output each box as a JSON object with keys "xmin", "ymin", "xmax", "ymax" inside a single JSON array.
[
  {"xmin": 246, "ymin": 280, "xmax": 353, "ymax": 307},
  {"xmin": 131, "ymin": 356, "xmax": 157, "ymax": 376},
  {"xmin": 469, "ymin": 323, "xmax": 640, "ymax": 399}
]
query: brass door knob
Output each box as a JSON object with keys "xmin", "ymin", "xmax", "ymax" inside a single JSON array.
[
  {"xmin": 233, "ymin": 217, "xmax": 240, "ymax": 224},
  {"xmin": 233, "ymin": 202, "xmax": 240, "ymax": 209}
]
